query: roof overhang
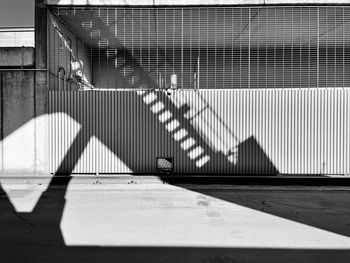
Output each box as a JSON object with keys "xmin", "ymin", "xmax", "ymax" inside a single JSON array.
[{"xmin": 45, "ymin": 0, "xmax": 350, "ymax": 7}]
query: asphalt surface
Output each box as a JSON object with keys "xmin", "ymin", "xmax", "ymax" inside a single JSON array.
[{"xmin": 1, "ymin": 176, "xmax": 350, "ymax": 263}]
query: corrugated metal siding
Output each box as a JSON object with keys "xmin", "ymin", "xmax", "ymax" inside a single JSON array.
[{"xmin": 49, "ymin": 89, "xmax": 350, "ymax": 175}]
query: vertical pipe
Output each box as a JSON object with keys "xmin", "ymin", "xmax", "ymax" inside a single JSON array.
[
  {"xmin": 214, "ymin": 8, "xmax": 217, "ymax": 89},
  {"xmin": 317, "ymin": 7, "xmax": 319, "ymax": 88},
  {"xmin": 58, "ymin": 73, "xmax": 61, "ymax": 91},
  {"xmin": 190, "ymin": 8, "xmax": 193, "ymax": 89},
  {"xmin": 173, "ymin": 8, "xmax": 175, "ymax": 74},
  {"xmin": 223, "ymin": 8, "xmax": 225, "ymax": 89},
  {"xmin": 165, "ymin": 8, "xmax": 167, "ymax": 86},
  {"xmin": 156, "ymin": 8, "xmax": 159, "ymax": 89},
  {"xmin": 343, "ymin": 7, "xmax": 345, "ymax": 88},
  {"xmin": 148, "ymin": 8, "xmax": 151, "ymax": 82},
  {"xmin": 0, "ymin": 72, "xmax": 3, "ymax": 173},
  {"xmin": 197, "ymin": 56, "xmax": 200, "ymax": 89},
  {"xmin": 198, "ymin": 7, "xmax": 201, "ymax": 89},
  {"xmin": 115, "ymin": 8, "xmax": 118, "ymax": 90},
  {"xmin": 248, "ymin": 7, "xmax": 251, "ymax": 89},
  {"xmin": 181, "ymin": 8, "xmax": 183, "ymax": 89},
  {"xmin": 207, "ymin": 8, "xmax": 208, "ymax": 89},
  {"xmin": 132, "ymin": 8, "xmax": 134, "ymax": 86},
  {"xmin": 240, "ymin": 8, "xmax": 242, "ymax": 89},
  {"xmin": 232, "ymin": 8, "xmax": 234, "ymax": 89}
]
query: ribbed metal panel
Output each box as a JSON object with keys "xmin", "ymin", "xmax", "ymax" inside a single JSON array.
[{"xmin": 49, "ymin": 89, "xmax": 350, "ymax": 175}]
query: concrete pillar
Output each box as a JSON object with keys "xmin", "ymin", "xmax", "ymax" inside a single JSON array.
[
  {"xmin": 35, "ymin": 0, "xmax": 49, "ymax": 175},
  {"xmin": 1, "ymin": 71, "xmax": 36, "ymax": 173},
  {"xmin": 0, "ymin": 48, "xmax": 38, "ymax": 175}
]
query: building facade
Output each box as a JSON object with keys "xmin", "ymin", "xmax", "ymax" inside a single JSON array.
[{"xmin": 2, "ymin": 0, "xmax": 350, "ymax": 176}]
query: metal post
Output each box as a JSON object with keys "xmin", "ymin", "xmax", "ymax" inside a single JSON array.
[
  {"xmin": 317, "ymin": 7, "xmax": 319, "ymax": 88},
  {"xmin": 248, "ymin": 8, "xmax": 251, "ymax": 89},
  {"xmin": 197, "ymin": 56, "xmax": 200, "ymax": 89}
]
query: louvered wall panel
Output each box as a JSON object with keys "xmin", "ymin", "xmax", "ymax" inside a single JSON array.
[
  {"xmin": 51, "ymin": 6, "xmax": 350, "ymax": 91},
  {"xmin": 49, "ymin": 89, "xmax": 350, "ymax": 175}
]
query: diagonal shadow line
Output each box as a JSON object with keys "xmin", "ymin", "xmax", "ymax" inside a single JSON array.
[
  {"xmin": 75, "ymin": 10, "xmax": 277, "ymax": 173},
  {"xmin": 40, "ymin": 126, "xmax": 92, "ymax": 197},
  {"xmin": 0, "ymin": 110, "xmax": 349, "ymax": 261},
  {"xmin": 0, "ymin": 127, "xmax": 92, "ymax": 250},
  {"xmin": 48, "ymin": 11, "xmax": 242, "ymax": 173},
  {"xmin": 2, "ymin": 7, "xmax": 340, "ymax": 259},
  {"xmin": 0, "ymin": 7, "xmax": 349, "ymax": 262},
  {"xmin": 47, "ymin": 10, "xmax": 280, "ymax": 175},
  {"xmin": 21, "ymin": 128, "xmax": 93, "ymax": 245},
  {"xmin": 1, "ymin": 172, "xmax": 350, "ymax": 262},
  {"xmin": 47, "ymin": 7, "xmax": 269, "ymax": 174},
  {"xmin": 55, "ymin": 128, "xmax": 92, "ymax": 176}
]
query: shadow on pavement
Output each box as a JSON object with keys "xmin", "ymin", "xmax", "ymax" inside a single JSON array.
[{"xmin": 1, "ymin": 175, "xmax": 350, "ymax": 263}]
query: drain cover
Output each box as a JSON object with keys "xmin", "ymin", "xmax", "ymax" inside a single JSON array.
[{"xmin": 157, "ymin": 157, "xmax": 174, "ymax": 175}]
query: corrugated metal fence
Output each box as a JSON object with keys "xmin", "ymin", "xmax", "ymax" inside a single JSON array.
[{"xmin": 49, "ymin": 89, "xmax": 350, "ymax": 175}]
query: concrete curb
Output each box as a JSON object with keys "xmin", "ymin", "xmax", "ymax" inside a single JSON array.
[{"xmin": 1, "ymin": 175, "xmax": 350, "ymax": 190}]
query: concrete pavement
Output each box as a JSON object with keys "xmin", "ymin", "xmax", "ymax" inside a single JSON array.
[{"xmin": 1, "ymin": 176, "xmax": 350, "ymax": 262}]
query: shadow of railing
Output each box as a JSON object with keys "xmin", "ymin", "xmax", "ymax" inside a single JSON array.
[
  {"xmin": 47, "ymin": 7, "xmax": 278, "ymax": 175},
  {"xmin": 3, "ymin": 7, "xmax": 349, "ymax": 262}
]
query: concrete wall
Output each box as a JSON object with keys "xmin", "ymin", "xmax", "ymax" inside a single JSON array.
[
  {"xmin": 0, "ymin": 71, "xmax": 36, "ymax": 174},
  {"xmin": 0, "ymin": 44, "xmax": 49, "ymax": 175},
  {"xmin": 34, "ymin": 0, "xmax": 50, "ymax": 176},
  {"xmin": 46, "ymin": 0, "xmax": 350, "ymax": 6},
  {"xmin": 0, "ymin": 47, "xmax": 35, "ymax": 67}
]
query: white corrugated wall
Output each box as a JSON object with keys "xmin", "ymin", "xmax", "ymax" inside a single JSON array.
[{"xmin": 49, "ymin": 89, "xmax": 350, "ymax": 175}]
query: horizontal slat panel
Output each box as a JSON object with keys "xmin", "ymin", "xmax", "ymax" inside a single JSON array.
[{"xmin": 50, "ymin": 6, "xmax": 350, "ymax": 90}]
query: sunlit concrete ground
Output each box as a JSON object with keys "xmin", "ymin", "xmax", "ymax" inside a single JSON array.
[{"xmin": 1, "ymin": 176, "xmax": 350, "ymax": 262}]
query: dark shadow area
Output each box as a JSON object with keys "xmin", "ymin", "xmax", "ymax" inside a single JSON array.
[
  {"xmin": 0, "ymin": 6, "xmax": 279, "ymax": 175},
  {"xmin": 47, "ymin": 12, "xmax": 278, "ymax": 175},
  {"xmin": 2, "ymin": 82, "xmax": 350, "ymax": 263},
  {"xmin": 2, "ymin": 5, "xmax": 350, "ymax": 262},
  {"xmin": 1, "ymin": 180, "xmax": 350, "ymax": 262},
  {"xmin": 55, "ymin": 6, "xmax": 278, "ymax": 174},
  {"xmin": 50, "ymin": 88, "xmax": 278, "ymax": 175},
  {"xmin": 0, "ymin": 117, "xmax": 349, "ymax": 262},
  {"xmin": 235, "ymin": 136, "xmax": 278, "ymax": 174},
  {"xmin": 162, "ymin": 178, "xmax": 350, "ymax": 237},
  {"xmin": 0, "ymin": 105, "xmax": 348, "ymax": 262}
]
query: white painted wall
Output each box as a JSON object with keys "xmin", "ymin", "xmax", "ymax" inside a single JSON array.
[{"xmin": 0, "ymin": 29, "xmax": 34, "ymax": 47}]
